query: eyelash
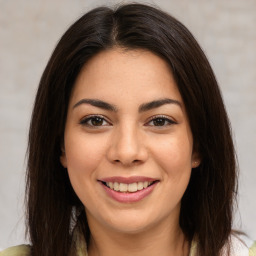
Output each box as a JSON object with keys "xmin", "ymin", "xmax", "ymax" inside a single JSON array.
[
  {"xmin": 79, "ymin": 115, "xmax": 111, "ymax": 127},
  {"xmin": 79, "ymin": 115, "xmax": 176, "ymax": 128},
  {"xmin": 145, "ymin": 115, "xmax": 176, "ymax": 127}
]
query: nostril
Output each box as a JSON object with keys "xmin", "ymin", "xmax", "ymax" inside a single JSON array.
[{"xmin": 113, "ymin": 159, "xmax": 141, "ymax": 165}]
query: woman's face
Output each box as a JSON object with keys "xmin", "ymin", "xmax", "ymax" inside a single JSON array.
[{"xmin": 61, "ymin": 48, "xmax": 200, "ymax": 234}]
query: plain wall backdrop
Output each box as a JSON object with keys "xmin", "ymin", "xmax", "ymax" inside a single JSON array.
[{"xmin": 0, "ymin": 0, "xmax": 255, "ymax": 249}]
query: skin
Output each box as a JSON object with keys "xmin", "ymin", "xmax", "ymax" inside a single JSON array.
[{"xmin": 61, "ymin": 48, "xmax": 200, "ymax": 256}]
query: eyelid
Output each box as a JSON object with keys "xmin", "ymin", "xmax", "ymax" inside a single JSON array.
[
  {"xmin": 79, "ymin": 114, "xmax": 112, "ymax": 127},
  {"xmin": 145, "ymin": 115, "xmax": 177, "ymax": 126},
  {"xmin": 79, "ymin": 114, "xmax": 176, "ymax": 127}
]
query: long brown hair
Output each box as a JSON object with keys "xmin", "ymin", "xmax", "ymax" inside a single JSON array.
[{"xmin": 26, "ymin": 3, "xmax": 237, "ymax": 256}]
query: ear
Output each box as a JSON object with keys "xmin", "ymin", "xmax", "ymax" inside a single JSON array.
[
  {"xmin": 191, "ymin": 151, "xmax": 201, "ymax": 168},
  {"xmin": 60, "ymin": 147, "xmax": 67, "ymax": 168}
]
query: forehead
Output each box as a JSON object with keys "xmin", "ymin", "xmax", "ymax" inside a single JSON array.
[{"xmin": 70, "ymin": 47, "xmax": 183, "ymax": 107}]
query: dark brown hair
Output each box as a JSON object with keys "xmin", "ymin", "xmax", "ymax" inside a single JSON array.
[{"xmin": 26, "ymin": 3, "xmax": 237, "ymax": 256}]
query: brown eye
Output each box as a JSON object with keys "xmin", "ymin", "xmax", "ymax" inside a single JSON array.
[
  {"xmin": 153, "ymin": 118, "xmax": 166, "ymax": 126},
  {"xmin": 80, "ymin": 115, "xmax": 110, "ymax": 127},
  {"xmin": 146, "ymin": 116, "xmax": 176, "ymax": 127},
  {"xmin": 91, "ymin": 117, "xmax": 104, "ymax": 126}
]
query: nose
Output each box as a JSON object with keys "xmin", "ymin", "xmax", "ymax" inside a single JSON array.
[{"xmin": 107, "ymin": 124, "xmax": 148, "ymax": 166}]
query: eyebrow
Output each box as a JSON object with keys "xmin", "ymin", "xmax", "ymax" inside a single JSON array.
[
  {"xmin": 73, "ymin": 98, "xmax": 182, "ymax": 112},
  {"xmin": 73, "ymin": 99, "xmax": 118, "ymax": 112},
  {"xmin": 138, "ymin": 98, "xmax": 182, "ymax": 112}
]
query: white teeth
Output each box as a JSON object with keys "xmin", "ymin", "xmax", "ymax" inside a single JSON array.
[
  {"xmin": 113, "ymin": 182, "xmax": 119, "ymax": 191},
  {"xmin": 109, "ymin": 182, "xmax": 114, "ymax": 189},
  {"xmin": 143, "ymin": 181, "xmax": 149, "ymax": 188},
  {"xmin": 128, "ymin": 183, "xmax": 137, "ymax": 192},
  {"xmin": 105, "ymin": 181, "xmax": 154, "ymax": 192},
  {"xmin": 137, "ymin": 182, "xmax": 144, "ymax": 190},
  {"xmin": 119, "ymin": 183, "xmax": 128, "ymax": 192}
]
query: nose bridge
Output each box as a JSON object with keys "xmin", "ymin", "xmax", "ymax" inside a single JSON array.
[{"xmin": 108, "ymin": 121, "xmax": 147, "ymax": 165}]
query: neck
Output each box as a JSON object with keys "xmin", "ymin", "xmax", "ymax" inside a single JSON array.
[{"xmin": 87, "ymin": 218, "xmax": 190, "ymax": 256}]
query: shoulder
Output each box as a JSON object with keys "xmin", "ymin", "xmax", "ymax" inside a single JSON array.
[
  {"xmin": 190, "ymin": 234, "xmax": 256, "ymax": 256},
  {"xmin": 0, "ymin": 245, "xmax": 31, "ymax": 256},
  {"xmin": 228, "ymin": 234, "xmax": 256, "ymax": 256}
]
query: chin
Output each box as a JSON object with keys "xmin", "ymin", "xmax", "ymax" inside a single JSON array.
[
  {"xmin": 109, "ymin": 222, "xmax": 153, "ymax": 235},
  {"xmin": 101, "ymin": 211, "xmax": 162, "ymax": 234}
]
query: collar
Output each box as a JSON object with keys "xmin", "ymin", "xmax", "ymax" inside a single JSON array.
[{"xmin": 71, "ymin": 227, "xmax": 197, "ymax": 256}]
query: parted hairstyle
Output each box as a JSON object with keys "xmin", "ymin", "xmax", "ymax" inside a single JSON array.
[{"xmin": 26, "ymin": 3, "xmax": 237, "ymax": 256}]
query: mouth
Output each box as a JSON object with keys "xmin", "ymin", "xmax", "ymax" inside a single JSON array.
[
  {"xmin": 101, "ymin": 180, "xmax": 157, "ymax": 193},
  {"xmin": 99, "ymin": 176, "xmax": 159, "ymax": 203}
]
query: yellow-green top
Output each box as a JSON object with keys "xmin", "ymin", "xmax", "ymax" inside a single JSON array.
[{"xmin": 1, "ymin": 235, "xmax": 255, "ymax": 256}]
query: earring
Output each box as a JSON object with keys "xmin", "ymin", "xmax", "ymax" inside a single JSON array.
[{"xmin": 193, "ymin": 161, "xmax": 199, "ymax": 168}]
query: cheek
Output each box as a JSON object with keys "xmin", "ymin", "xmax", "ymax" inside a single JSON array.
[
  {"xmin": 64, "ymin": 133, "xmax": 108, "ymax": 177},
  {"xmin": 151, "ymin": 132, "xmax": 193, "ymax": 175},
  {"xmin": 64, "ymin": 133, "xmax": 109, "ymax": 205}
]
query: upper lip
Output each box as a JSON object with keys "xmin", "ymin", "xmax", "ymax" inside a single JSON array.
[{"xmin": 99, "ymin": 176, "xmax": 158, "ymax": 184}]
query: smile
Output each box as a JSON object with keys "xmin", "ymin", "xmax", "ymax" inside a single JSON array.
[
  {"xmin": 99, "ymin": 177, "xmax": 159, "ymax": 203},
  {"xmin": 104, "ymin": 181, "xmax": 154, "ymax": 193}
]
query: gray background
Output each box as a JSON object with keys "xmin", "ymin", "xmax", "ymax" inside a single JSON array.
[{"xmin": 0, "ymin": 0, "xmax": 255, "ymax": 249}]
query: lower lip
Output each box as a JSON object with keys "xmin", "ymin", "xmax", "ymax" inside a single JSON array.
[{"xmin": 101, "ymin": 182, "xmax": 158, "ymax": 203}]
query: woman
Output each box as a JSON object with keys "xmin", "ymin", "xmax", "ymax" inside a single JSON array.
[{"xmin": 1, "ymin": 3, "xmax": 255, "ymax": 256}]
